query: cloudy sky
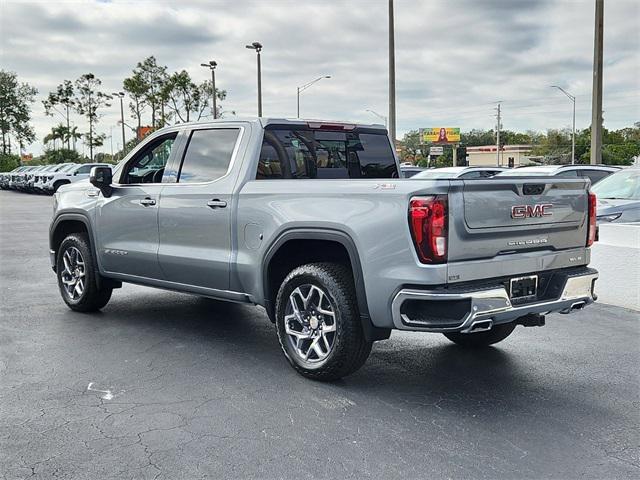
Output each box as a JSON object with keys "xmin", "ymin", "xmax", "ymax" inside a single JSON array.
[{"xmin": 1, "ymin": 0, "xmax": 639, "ymax": 155}]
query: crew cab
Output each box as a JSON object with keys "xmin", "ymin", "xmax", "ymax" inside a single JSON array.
[{"xmin": 50, "ymin": 118, "xmax": 599, "ymax": 380}]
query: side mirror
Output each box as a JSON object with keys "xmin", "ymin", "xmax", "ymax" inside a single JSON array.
[{"xmin": 89, "ymin": 166, "xmax": 113, "ymax": 197}]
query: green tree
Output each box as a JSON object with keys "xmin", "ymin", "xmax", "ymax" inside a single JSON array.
[
  {"xmin": 123, "ymin": 71, "xmax": 148, "ymax": 132},
  {"xmin": 38, "ymin": 148, "xmax": 84, "ymax": 165},
  {"xmin": 0, "ymin": 153, "xmax": 20, "ymax": 171},
  {"xmin": 135, "ymin": 56, "xmax": 168, "ymax": 128},
  {"xmin": 0, "ymin": 70, "xmax": 37, "ymax": 154},
  {"xmin": 460, "ymin": 129, "xmax": 495, "ymax": 147},
  {"xmin": 398, "ymin": 130, "xmax": 424, "ymax": 164},
  {"xmin": 74, "ymin": 73, "xmax": 111, "ymax": 161},
  {"xmin": 43, "ymin": 124, "xmax": 68, "ymax": 151},
  {"xmin": 43, "ymin": 80, "xmax": 74, "ymax": 150},
  {"xmin": 68, "ymin": 126, "xmax": 83, "ymax": 151}
]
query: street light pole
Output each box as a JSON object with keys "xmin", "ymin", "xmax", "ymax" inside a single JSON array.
[
  {"xmin": 246, "ymin": 42, "xmax": 263, "ymax": 116},
  {"xmin": 200, "ymin": 61, "xmax": 218, "ymax": 119},
  {"xmin": 388, "ymin": 0, "xmax": 397, "ymax": 145},
  {"xmin": 112, "ymin": 92, "xmax": 126, "ymax": 156},
  {"xmin": 296, "ymin": 75, "xmax": 331, "ymax": 117},
  {"xmin": 366, "ymin": 109, "xmax": 388, "ymax": 128},
  {"xmin": 551, "ymin": 86, "xmax": 576, "ymax": 164}
]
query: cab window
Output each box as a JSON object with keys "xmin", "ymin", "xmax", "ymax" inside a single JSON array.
[
  {"xmin": 177, "ymin": 129, "xmax": 240, "ymax": 183},
  {"xmin": 121, "ymin": 133, "xmax": 177, "ymax": 184}
]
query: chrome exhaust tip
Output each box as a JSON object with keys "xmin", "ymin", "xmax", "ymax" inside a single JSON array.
[
  {"xmin": 463, "ymin": 319, "xmax": 493, "ymax": 333},
  {"xmin": 560, "ymin": 301, "xmax": 587, "ymax": 314}
]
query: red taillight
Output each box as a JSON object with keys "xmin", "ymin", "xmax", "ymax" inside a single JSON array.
[
  {"xmin": 409, "ymin": 195, "xmax": 448, "ymax": 264},
  {"xmin": 587, "ymin": 191, "xmax": 597, "ymax": 247}
]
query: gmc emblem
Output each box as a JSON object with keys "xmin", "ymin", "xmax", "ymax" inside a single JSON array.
[{"xmin": 511, "ymin": 204, "xmax": 553, "ymax": 219}]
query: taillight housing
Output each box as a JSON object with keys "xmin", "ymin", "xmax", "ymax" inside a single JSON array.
[
  {"xmin": 409, "ymin": 195, "xmax": 448, "ymax": 264},
  {"xmin": 587, "ymin": 191, "xmax": 597, "ymax": 247}
]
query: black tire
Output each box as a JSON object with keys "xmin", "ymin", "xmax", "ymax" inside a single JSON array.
[
  {"xmin": 275, "ymin": 263, "xmax": 372, "ymax": 381},
  {"xmin": 56, "ymin": 233, "xmax": 112, "ymax": 312},
  {"xmin": 443, "ymin": 322, "xmax": 516, "ymax": 348},
  {"xmin": 52, "ymin": 181, "xmax": 68, "ymax": 193}
]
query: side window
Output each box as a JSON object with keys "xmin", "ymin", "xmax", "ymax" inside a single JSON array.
[
  {"xmin": 580, "ymin": 170, "xmax": 609, "ymax": 184},
  {"xmin": 178, "ymin": 129, "xmax": 239, "ymax": 183},
  {"xmin": 75, "ymin": 165, "xmax": 93, "ymax": 175},
  {"xmin": 460, "ymin": 171, "xmax": 481, "ymax": 179},
  {"xmin": 122, "ymin": 134, "xmax": 177, "ymax": 184},
  {"xmin": 556, "ymin": 169, "xmax": 579, "ymax": 178},
  {"xmin": 256, "ymin": 128, "xmax": 398, "ymax": 180}
]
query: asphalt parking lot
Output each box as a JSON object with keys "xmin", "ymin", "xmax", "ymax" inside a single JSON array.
[{"xmin": 0, "ymin": 189, "xmax": 638, "ymax": 480}]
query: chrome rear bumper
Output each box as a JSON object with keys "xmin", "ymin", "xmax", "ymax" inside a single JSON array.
[{"xmin": 392, "ymin": 270, "xmax": 598, "ymax": 332}]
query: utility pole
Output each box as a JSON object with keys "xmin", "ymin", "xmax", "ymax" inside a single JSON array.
[
  {"xmin": 246, "ymin": 42, "xmax": 263, "ymax": 117},
  {"xmin": 590, "ymin": 0, "xmax": 604, "ymax": 165},
  {"xmin": 388, "ymin": 0, "xmax": 397, "ymax": 145},
  {"xmin": 495, "ymin": 102, "xmax": 502, "ymax": 166},
  {"xmin": 200, "ymin": 61, "xmax": 218, "ymax": 119}
]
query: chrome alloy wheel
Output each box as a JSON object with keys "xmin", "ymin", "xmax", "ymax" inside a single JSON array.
[
  {"xmin": 60, "ymin": 246, "xmax": 85, "ymax": 300},
  {"xmin": 284, "ymin": 284, "xmax": 337, "ymax": 363}
]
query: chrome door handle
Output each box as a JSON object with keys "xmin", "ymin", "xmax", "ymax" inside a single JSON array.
[
  {"xmin": 140, "ymin": 198, "xmax": 156, "ymax": 206},
  {"xmin": 207, "ymin": 199, "xmax": 227, "ymax": 209}
]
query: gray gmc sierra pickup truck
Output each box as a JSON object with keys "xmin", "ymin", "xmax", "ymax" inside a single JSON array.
[{"xmin": 50, "ymin": 118, "xmax": 599, "ymax": 380}]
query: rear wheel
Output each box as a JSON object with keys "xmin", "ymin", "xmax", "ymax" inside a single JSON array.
[
  {"xmin": 56, "ymin": 233, "xmax": 112, "ymax": 312},
  {"xmin": 275, "ymin": 263, "xmax": 372, "ymax": 381},
  {"xmin": 443, "ymin": 322, "xmax": 516, "ymax": 348}
]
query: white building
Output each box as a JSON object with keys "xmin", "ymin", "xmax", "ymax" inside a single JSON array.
[{"xmin": 466, "ymin": 145, "xmax": 532, "ymax": 167}]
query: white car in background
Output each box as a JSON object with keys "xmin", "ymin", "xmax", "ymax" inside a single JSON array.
[
  {"xmin": 41, "ymin": 163, "xmax": 111, "ymax": 194},
  {"xmin": 33, "ymin": 163, "xmax": 77, "ymax": 193}
]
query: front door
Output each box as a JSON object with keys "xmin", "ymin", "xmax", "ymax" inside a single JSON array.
[
  {"xmin": 158, "ymin": 127, "xmax": 242, "ymax": 291},
  {"xmin": 95, "ymin": 133, "xmax": 179, "ymax": 279}
]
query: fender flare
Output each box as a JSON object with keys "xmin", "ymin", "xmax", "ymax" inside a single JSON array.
[
  {"xmin": 50, "ymin": 213, "xmax": 120, "ymax": 290},
  {"xmin": 262, "ymin": 228, "xmax": 390, "ymax": 342},
  {"xmin": 50, "ymin": 213, "xmax": 95, "ymax": 252}
]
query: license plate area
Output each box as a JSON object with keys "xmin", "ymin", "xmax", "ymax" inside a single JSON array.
[{"xmin": 509, "ymin": 275, "xmax": 538, "ymax": 303}]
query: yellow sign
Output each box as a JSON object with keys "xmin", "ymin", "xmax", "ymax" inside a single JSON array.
[{"xmin": 421, "ymin": 128, "xmax": 460, "ymax": 144}]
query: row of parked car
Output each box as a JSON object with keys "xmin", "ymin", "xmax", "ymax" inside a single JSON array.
[
  {"xmin": 400, "ymin": 164, "xmax": 639, "ymax": 223},
  {"xmin": 0, "ymin": 162, "xmax": 111, "ymax": 194}
]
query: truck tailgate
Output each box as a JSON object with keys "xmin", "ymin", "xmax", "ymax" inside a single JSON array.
[{"xmin": 448, "ymin": 177, "xmax": 590, "ymax": 262}]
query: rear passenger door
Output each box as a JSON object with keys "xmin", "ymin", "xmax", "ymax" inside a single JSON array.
[{"xmin": 157, "ymin": 127, "xmax": 243, "ymax": 292}]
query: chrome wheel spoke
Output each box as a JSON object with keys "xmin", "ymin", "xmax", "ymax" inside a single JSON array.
[
  {"xmin": 285, "ymin": 283, "xmax": 337, "ymax": 364},
  {"xmin": 322, "ymin": 321, "xmax": 336, "ymax": 333},
  {"xmin": 60, "ymin": 246, "xmax": 85, "ymax": 300}
]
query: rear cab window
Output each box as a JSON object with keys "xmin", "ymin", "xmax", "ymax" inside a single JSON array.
[
  {"xmin": 178, "ymin": 128, "xmax": 240, "ymax": 183},
  {"xmin": 256, "ymin": 125, "xmax": 398, "ymax": 179}
]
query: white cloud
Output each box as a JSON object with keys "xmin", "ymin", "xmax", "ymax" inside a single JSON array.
[{"xmin": 1, "ymin": 0, "xmax": 638, "ymax": 155}]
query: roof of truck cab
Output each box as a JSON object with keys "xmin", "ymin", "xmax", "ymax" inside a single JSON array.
[{"xmin": 151, "ymin": 118, "xmax": 388, "ymax": 132}]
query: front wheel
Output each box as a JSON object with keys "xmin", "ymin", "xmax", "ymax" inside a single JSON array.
[
  {"xmin": 275, "ymin": 263, "xmax": 372, "ymax": 381},
  {"xmin": 56, "ymin": 233, "xmax": 112, "ymax": 312},
  {"xmin": 443, "ymin": 322, "xmax": 516, "ymax": 348}
]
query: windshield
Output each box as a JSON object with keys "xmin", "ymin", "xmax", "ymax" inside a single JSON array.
[{"xmin": 592, "ymin": 169, "xmax": 640, "ymax": 200}]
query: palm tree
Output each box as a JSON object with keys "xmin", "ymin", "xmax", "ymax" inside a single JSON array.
[
  {"xmin": 43, "ymin": 124, "xmax": 68, "ymax": 151},
  {"xmin": 68, "ymin": 126, "xmax": 82, "ymax": 151},
  {"xmin": 43, "ymin": 132, "xmax": 57, "ymax": 151}
]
